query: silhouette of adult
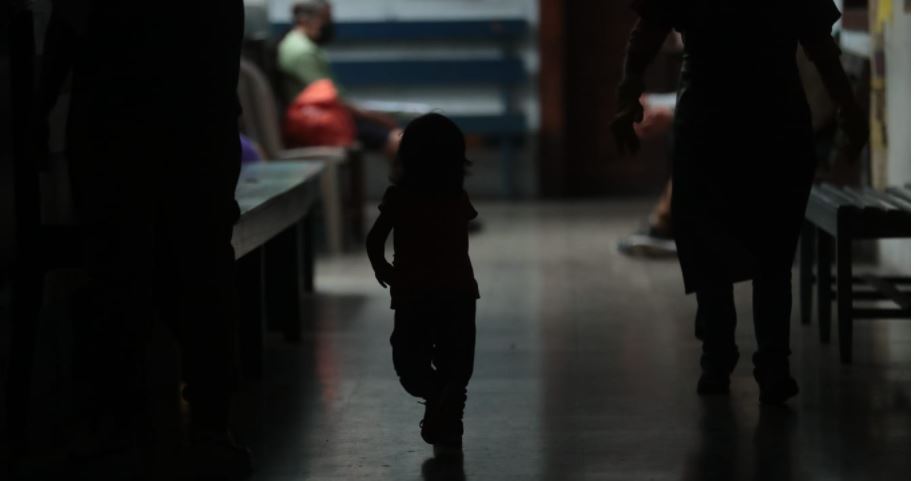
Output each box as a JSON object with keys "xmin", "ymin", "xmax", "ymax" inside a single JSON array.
[
  {"xmin": 613, "ymin": 0, "xmax": 867, "ymax": 403},
  {"xmin": 36, "ymin": 0, "xmax": 250, "ymax": 475}
]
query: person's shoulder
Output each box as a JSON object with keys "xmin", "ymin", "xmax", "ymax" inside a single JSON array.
[{"xmin": 279, "ymin": 30, "xmax": 314, "ymax": 54}]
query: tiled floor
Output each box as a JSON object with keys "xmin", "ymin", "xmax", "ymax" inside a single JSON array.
[{"xmin": 233, "ymin": 201, "xmax": 910, "ymax": 481}]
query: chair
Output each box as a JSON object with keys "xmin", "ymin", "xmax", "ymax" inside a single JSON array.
[{"xmin": 237, "ymin": 58, "xmax": 364, "ymax": 253}]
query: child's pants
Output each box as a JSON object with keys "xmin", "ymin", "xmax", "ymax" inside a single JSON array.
[{"xmin": 390, "ymin": 299, "xmax": 476, "ymax": 401}]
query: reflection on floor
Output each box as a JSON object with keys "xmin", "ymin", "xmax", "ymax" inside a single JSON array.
[{"xmin": 233, "ymin": 201, "xmax": 910, "ymax": 481}]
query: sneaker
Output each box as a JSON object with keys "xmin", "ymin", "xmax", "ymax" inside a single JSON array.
[
  {"xmin": 617, "ymin": 224, "xmax": 677, "ymax": 258},
  {"xmin": 647, "ymin": 222, "xmax": 673, "ymax": 240},
  {"xmin": 183, "ymin": 428, "xmax": 253, "ymax": 480},
  {"xmin": 419, "ymin": 397, "xmax": 440, "ymax": 445},
  {"xmin": 420, "ymin": 384, "xmax": 465, "ymax": 448},
  {"xmin": 755, "ymin": 371, "xmax": 799, "ymax": 405}
]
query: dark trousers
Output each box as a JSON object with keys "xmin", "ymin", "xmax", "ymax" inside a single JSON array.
[
  {"xmin": 696, "ymin": 269, "xmax": 792, "ymax": 375},
  {"xmin": 390, "ymin": 299, "xmax": 476, "ymax": 401},
  {"xmin": 68, "ymin": 119, "xmax": 241, "ymax": 431}
]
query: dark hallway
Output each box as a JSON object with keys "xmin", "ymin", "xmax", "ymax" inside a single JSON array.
[{"xmin": 228, "ymin": 202, "xmax": 909, "ymax": 480}]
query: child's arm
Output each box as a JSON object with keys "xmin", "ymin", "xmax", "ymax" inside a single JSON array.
[
  {"xmin": 611, "ymin": 18, "xmax": 673, "ymax": 156},
  {"xmin": 366, "ymin": 211, "xmax": 395, "ymax": 288}
]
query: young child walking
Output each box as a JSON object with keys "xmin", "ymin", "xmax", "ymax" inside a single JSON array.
[{"xmin": 366, "ymin": 113, "xmax": 479, "ymax": 455}]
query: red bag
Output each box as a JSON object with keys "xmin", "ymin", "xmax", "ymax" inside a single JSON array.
[{"xmin": 283, "ymin": 79, "xmax": 356, "ymax": 147}]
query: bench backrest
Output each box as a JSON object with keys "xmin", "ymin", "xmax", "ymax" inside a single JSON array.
[
  {"xmin": 269, "ymin": 19, "xmax": 531, "ymax": 135},
  {"xmin": 270, "ymin": 19, "xmax": 529, "ymax": 43},
  {"xmin": 238, "ymin": 58, "xmax": 287, "ymax": 158}
]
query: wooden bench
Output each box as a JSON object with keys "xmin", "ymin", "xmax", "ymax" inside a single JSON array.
[
  {"xmin": 233, "ymin": 161, "xmax": 323, "ymax": 378},
  {"xmin": 269, "ymin": 18, "xmax": 531, "ymax": 197},
  {"xmin": 798, "ymin": 183, "xmax": 911, "ymax": 363}
]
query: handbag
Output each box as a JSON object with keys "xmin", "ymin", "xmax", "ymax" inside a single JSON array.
[{"xmin": 282, "ymin": 79, "xmax": 356, "ymax": 147}]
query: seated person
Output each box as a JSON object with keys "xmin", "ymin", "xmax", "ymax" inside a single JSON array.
[{"xmin": 278, "ymin": 0, "xmax": 401, "ymax": 158}]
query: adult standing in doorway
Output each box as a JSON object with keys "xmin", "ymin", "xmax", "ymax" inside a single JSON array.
[
  {"xmin": 278, "ymin": 0, "xmax": 402, "ymax": 159},
  {"xmin": 612, "ymin": 0, "xmax": 867, "ymax": 404}
]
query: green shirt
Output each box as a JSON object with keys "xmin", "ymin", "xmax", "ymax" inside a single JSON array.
[{"xmin": 277, "ymin": 29, "xmax": 334, "ymax": 100}]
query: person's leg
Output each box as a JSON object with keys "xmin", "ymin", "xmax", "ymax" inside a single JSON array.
[
  {"xmin": 432, "ymin": 300, "xmax": 476, "ymax": 393},
  {"xmin": 649, "ymin": 180, "xmax": 673, "ymax": 238},
  {"xmin": 752, "ymin": 268, "xmax": 799, "ymax": 404},
  {"xmin": 68, "ymin": 129, "xmax": 157, "ymax": 455},
  {"xmin": 155, "ymin": 124, "xmax": 240, "ymax": 431},
  {"xmin": 695, "ymin": 283, "xmax": 739, "ymax": 394},
  {"xmin": 155, "ymin": 125, "xmax": 250, "ymax": 475},
  {"xmin": 428, "ymin": 300, "xmax": 476, "ymax": 448},
  {"xmin": 354, "ymin": 116, "xmax": 401, "ymax": 161},
  {"xmin": 390, "ymin": 304, "xmax": 440, "ymax": 399}
]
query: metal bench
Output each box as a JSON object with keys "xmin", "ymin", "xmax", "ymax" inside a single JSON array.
[{"xmin": 798, "ymin": 183, "xmax": 911, "ymax": 363}]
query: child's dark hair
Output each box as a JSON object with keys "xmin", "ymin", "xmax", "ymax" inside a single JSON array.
[{"xmin": 393, "ymin": 113, "xmax": 471, "ymax": 195}]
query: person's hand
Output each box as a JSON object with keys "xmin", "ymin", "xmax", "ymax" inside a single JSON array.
[
  {"xmin": 634, "ymin": 102, "xmax": 674, "ymax": 140},
  {"xmin": 373, "ymin": 262, "xmax": 394, "ymax": 288},
  {"xmin": 611, "ymin": 99, "xmax": 644, "ymax": 156}
]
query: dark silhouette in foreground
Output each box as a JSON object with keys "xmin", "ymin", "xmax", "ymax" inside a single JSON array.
[
  {"xmin": 34, "ymin": 1, "xmax": 251, "ymax": 478},
  {"xmin": 613, "ymin": 0, "xmax": 867, "ymax": 404},
  {"xmin": 366, "ymin": 113, "xmax": 480, "ymax": 456}
]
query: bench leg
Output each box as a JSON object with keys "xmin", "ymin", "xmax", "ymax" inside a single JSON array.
[
  {"xmin": 266, "ymin": 224, "xmax": 302, "ymax": 342},
  {"xmin": 238, "ymin": 249, "xmax": 264, "ymax": 380},
  {"xmin": 799, "ymin": 222, "xmax": 814, "ymax": 325},
  {"xmin": 320, "ymin": 160, "xmax": 345, "ymax": 255},
  {"xmin": 836, "ymin": 232, "xmax": 853, "ymax": 364},
  {"xmin": 347, "ymin": 147, "xmax": 366, "ymax": 242},
  {"xmin": 500, "ymin": 138, "xmax": 517, "ymax": 198},
  {"xmin": 817, "ymin": 228, "xmax": 833, "ymax": 343},
  {"xmin": 301, "ymin": 212, "xmax": 315, "ymax": 294}
]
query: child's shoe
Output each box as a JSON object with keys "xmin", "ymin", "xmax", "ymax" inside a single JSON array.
[
  {"xmin": 432, "ymin": 416, "xmax": 463, "ymax": 457},
  {"xmin": 419, "ymin": 397, "xmax": 440, "ymax": 445},
  {"xmin": 420, "ymin": 384, "xmax": 466, "ymax": 449}
]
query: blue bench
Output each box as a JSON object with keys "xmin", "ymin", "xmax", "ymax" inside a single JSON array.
[{"xmin": 271, "ymin": 19, "xmax": 531, "ymax": 196}]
